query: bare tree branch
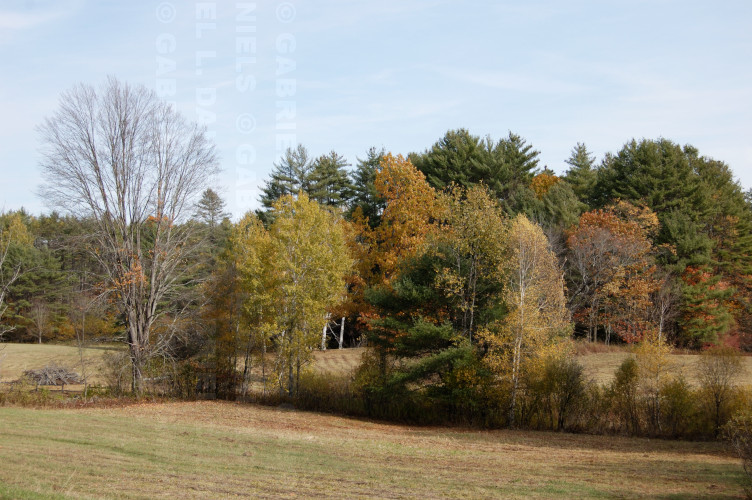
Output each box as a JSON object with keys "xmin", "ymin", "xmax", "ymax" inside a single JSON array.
[{"xmin": 38, "ymin": 77, "xmax": 219, "ymax": 392}]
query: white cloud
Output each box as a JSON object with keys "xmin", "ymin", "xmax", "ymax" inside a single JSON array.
[{"xmin": 0, "ymin": 0, "xmax": 83, "ymax": 38}]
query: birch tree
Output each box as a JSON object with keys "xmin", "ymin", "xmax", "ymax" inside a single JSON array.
[
  {"xmin": 38, "ymin": 77, "xmax": 219, "ymax": 392},
  {"xmin": 266, "ymin": 193, "xmax": 352, "ymax": 396},
  {"xmin": 438, "ymin": 184, "xmax": 507, "ymax": 342},
  {"xmin": 480, "ymin": 214, "xmax": 569, "ymax": 427}
]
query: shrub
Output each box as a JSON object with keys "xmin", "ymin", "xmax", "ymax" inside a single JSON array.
[
  {"xmin": 293, "ymin": 371, "xmax": 365, "ymax": 416},
  {"xmin": 725, "ymin": 411, "xmax": 752, "ymax": 497},
  {"xmin": 608, "ymin": 357, "xmax": 641, "ymax": 434},
  {"xmin": 523, "ymin": 357, "xmax": 587, "ymax": 431},
  {"xmin": 659, "ymin": 375, "xmax": 695, "ymax": 438},
  {"xmin": 697, "ymin": 346, "xmax": 745, "ymax": 435},
  {"xmin": 100, "ymin": 350, "xmax": 132, "ymax": 396},
  {"xmin": 0, "ymin": 376, "xmax": 61, "ymax": 406}
]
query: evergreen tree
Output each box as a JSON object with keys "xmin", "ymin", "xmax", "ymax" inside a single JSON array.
[
  {"xmin": 308, "ymin": 151, "xmax": 353, "ymax": 207},
  {"xmin": 563, "ymin": 143, "xmax": 597, "ymax": 207},
  {"xmin": 411, "ymin": 129, "xmax": 540, "ymax": 215},
  {"xmin": 363, "ymin": 250, "xmax": 482, "ymax": 421},
  {"xmin": 0, "ymin": 212, "xmax": 71, "ymax": 342},
  {"xmin": 527, "ymin": 172, "xmax": 585, "ymax": 230},
  {"xmin": 195, "ymin": 188, "xmax": 230, "ymax": 229},
  {"xmin": 487, "ymin": 131, "xmax": 540, "ymax": 214},
  {"xmin": 258, "ymin": 145, "xmax": 313, "ymax": 214},
  {"xmin": 593, "ymin": 139, "xmax": 708, "ymax": 223},
  {"xmin": 349, "ymin": 147, "xmax": 385, "ymax": 227},
  {"xmin": 410, "ymin": 129, "xmax": 490, "ymax": 192}
]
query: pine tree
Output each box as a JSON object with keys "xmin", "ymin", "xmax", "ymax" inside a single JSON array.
[
  {"xmin": 258, "ymin": 145, "xmax": 313, "ymax": 213},
  {"xmin": 563, "ymin": 143, "xmax": 597, "ymax": 207},
  {"xmin": 195, "ymin": 188, "xmax": 230, "ymax": 229},
  {"xmin": 349, "ymin": 147, "xmax": 385, "ymax": 227},
  {"xmin": 308, "ymin": 151, "xmax": 353, "ymax": 207},
  {"xmin": 410, "ymin": 129, "xmax": 490, "ymax": 192},
  {"xmin": 411, "ymin": 129, "xmax": 540, "ymax": 215},
  {"xmin": 593, "ymin": 139, "xmax": 708, "ymax": 223},
  {"xmin": 488, "ymin": 132, "xmax": 540, "ymax": 214}
]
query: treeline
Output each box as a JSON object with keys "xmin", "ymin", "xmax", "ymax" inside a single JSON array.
[
  {"xmin": 2, "ymin": 129, "xmax": 752, "ymax": 433},
  {"xmin": 250, "ymin": 130, "xmax": 752, "ymax": 350}
]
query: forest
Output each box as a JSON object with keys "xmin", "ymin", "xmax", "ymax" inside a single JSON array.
[{"xmin": 2, "ymin": 81, "xmax": 752, "ymax": 446}]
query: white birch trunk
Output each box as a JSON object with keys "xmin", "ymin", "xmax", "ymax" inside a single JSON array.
[{"xmin": 338, "ymin": 317, "xmax": 345, "ymax": 349}]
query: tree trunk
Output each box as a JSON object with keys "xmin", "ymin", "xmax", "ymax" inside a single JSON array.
[
  {"xmin": 241, "ymin": 332, "xmax": 254, "ymax": 398},
  {"xmin": 508, "ymin": 334, "xmax": 523, "ymax": 427},
  {"xmin": 129, "ymin": 343, "xmax": 144, "ymax": 394},
  {"xmin": 338, "ymin": 317, "xmax": 345, "ymax": 349},
  {"xmin": 321, "ymin": 323, "xmax": 328, "ymax": 350},
  {"xmin": 287, "ymin": 353, "xmax": 294, "ymax": 397},
  {"xmin": 127, "ymin": 320, "xmax": 148, "ymax": 394},
  {"xmin": 261, "ymin": 337, "xmax": 267, "ymax": 397}
]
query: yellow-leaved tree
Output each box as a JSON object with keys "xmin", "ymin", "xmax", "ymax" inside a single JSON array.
[
  {"xmin": 437, "ymin": 184, "xmax": 507, "ymax": 342},
  {"xmin": 231, "ymin": 213, "xmax": 275, "ymax": 397},
  {"xmin": 266, "ymin": 193, "xmax": 352, "ymax": 396},
  {"xmin": 479, "ymin": 214, "xmax": 570, "ymax": 427}
]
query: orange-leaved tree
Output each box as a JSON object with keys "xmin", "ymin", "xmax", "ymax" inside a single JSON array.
[
  {"xmin": 567, "ymin": 201, "xmax": 659, "ymax": 343},
  {"xmin": 347, "ymin": 153, "xmax": 439, "ymax": 322}
]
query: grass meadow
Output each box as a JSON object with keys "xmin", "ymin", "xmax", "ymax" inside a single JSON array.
[
  {"xmin": 2, "ymin": 342, "xmax": 752, "ymax": 390},
  {"xmin": 0, "ymin": 400, "xmax": 748, "ymax": 499}
]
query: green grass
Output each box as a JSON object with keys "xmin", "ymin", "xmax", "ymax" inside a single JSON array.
[{"xmin": 0, "ymin": 401, "xmax": 747, "ymax": 499}]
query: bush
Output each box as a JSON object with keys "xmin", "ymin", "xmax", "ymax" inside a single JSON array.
[
  {"xmin": 293, "ymin": 371, "xmax": 365, "ymax": 416},
  {"xmin": 522, "ymin": 357, "xmax": 587, "ymax": 431},
  {"xmin": 0, "ymin": 376, "xmax": 61, "ymax": 406},
  {"xmin": 697, "ymin": 346, "xmax": 745, "ymax": 435},
  {"xmin": 608, "ymin": 357, "xmax": 641, "ymax": 435},
  {"xmin": 725, "ymin": 411, "xmax": 752, "ymax": 497},
  {"xmin": 659, "ymin": 376, "xmax": 695, "ymax": 438},
  {"xmin": 100, "ymin": 350, "xmax": 132, "ymax": 396}
]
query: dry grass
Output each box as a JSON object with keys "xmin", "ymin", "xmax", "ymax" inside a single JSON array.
[
  {"xmin": 310, "ymin": 346, "xmax": 752, "ymax": 388},
  {"xmin": 0, "ymin": 400, "xmax": 747, "ymax": 499},
  {"xmin": 0, "ymin": 343, "xmax": 117, "ymax": 385},
  {"xmin": 312, "ymin": 347, "xmax": 365, "ymax": 375},
  {"xmin": 1, "ymin": 343, "xmax": 749, "ymax": 392},
  {"xmin": 578, "ymin": 351, "xmax": 752, "ymax": 386}
]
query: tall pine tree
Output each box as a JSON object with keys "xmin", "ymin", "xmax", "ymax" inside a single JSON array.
[
  {"xmin": 258, "ymin": 145, "xmax": 313, "ymax": 214},
  {"xmin": 349, "ymin": 147, "xmax": 385, "ymax": 227},
  {"xmin": 308, "ymin": 151, "xmax": 353, "ymax": 208},
  {"xmin": 563, "ymin": 142, "xmax": 597, "ymax": 208}
]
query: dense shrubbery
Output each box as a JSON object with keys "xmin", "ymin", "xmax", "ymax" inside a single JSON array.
[{"xmin": 243, "ymin": 347, "xmax": 750, "ymax": 442}]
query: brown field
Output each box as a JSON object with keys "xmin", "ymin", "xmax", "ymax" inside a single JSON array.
[
  {"xmin": 2, "ymin": 343, "xmax": 751, "ymax": 390},
  {"xmin": 0, "ymin": 343, "xmax": 117, "ymax": 385},
  {"xmin": 316, "ymin": 347, "xmax": 752, "ymax": 387},
  {"xmin": 0, "ymin": 400, "xmax": 748, "ymax": 499}
]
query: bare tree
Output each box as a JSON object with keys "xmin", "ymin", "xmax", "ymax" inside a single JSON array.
[
  {"xmin": 29, "ymin": 299, "xmax": 50, "ymax": 344},
  {"xmin": 0, "ymin": 230, "xmax": 23, "ymax": 342},
  {"xmin": 38, "ymin": 77, "xmax": 219, "ymax": 392}
]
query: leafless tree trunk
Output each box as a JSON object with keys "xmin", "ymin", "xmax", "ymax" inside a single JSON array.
[
  {"xmin": 29, "ymin": 299, "xmax": 50, "ymax": 344},
  {"xmin": 338, "ymin": 317, "xmax": 345, "ymax": 349},
  {"xmin": 0, "ymin": 234, "xmax": 22, "ymax": 342},
  {"xmin": 38, "ymin": 77, "xmax": 218, "ymax": 393}
]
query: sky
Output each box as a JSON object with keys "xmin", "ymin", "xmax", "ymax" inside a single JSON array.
[{"xmin": 1, "ymin": 0, "xmax": 751, "ymax": 217}]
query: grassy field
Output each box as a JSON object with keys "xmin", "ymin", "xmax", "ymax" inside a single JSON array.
[
  {"xmin": 1, "ymin": 343, "xmax": 751, "ymax": 390},
  {"xmin": 0, "ymin": 343, "xmax": 118, "ymax": 384},
  {"xmin": 316, "ymin": 347, "xmax": 752, "ymax": 387},
  {"xmin": 0, "ymin": 400, "xmax": 747, "ymax": 499}
]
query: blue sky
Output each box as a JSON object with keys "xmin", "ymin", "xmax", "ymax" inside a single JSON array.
[{"xmin": 1, "ymin": 0, "xmax": 751, "ymax": 217}]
